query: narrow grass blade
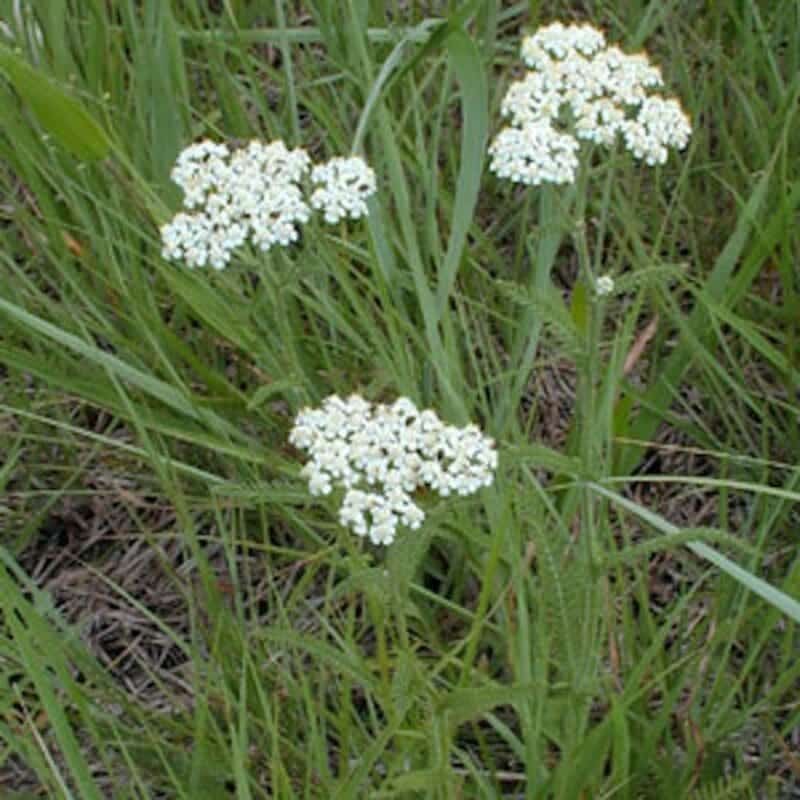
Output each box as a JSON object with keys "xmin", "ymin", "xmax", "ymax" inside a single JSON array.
[
  {"xmin": 589, "ymin": 482, "xmax": 800, "ymax": 623},
  {"xmin": 618, "ymin": 161, "xmax": 774, "ymax": 474},
  {"xmin": 433, "ymin": 30, "xmax": 488, "ymax": 319}
]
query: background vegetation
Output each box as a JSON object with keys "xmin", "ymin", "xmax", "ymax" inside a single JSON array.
[{"xmin": 0, "ymin": 0, "xmax": 798, "ymax": 797}]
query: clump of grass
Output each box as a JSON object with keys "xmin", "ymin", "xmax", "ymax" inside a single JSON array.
[{"xmin": 0, "ymin": 1, "xmax": 798, "ymax": 797}]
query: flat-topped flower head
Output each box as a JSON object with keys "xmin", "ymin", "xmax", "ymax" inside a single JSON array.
[
  {"xmin": 290, "ymin": 394, "xmax": 497, "ymax": 545},
  {"xmin": 161, "ymin": 138, "xmax": 312, "ymax": 268},
  {"xmin": 310, "ymin": 156, "xmax": 377, "ymax": 225},
  {"xmin": 161, "ymin": 141, "xmax": 377, "ymax": 267},
  {"xmin": 490, "ymin": 22, "xmax": 691, "ymax": 186}
]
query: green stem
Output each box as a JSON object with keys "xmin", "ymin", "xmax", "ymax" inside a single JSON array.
[
  {"xmin": 458, "ymin": 487, "xmax": 505, "ymax": 687},
  {"xmin": 573, "ymin": 174, "xmax": 600, "ymax": 573},
  {"xmin": 496, "ymin": 185, "xmax": 572, "ymax": 436}
]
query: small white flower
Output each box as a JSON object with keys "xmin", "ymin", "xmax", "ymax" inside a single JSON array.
[
  {"xmin": 310, "ymin": 156, "xmax": 377, "ymax": 224},
  {"xmin": 290, "ymin": 395, "xmax": 497, "ymax": 546},
  {"xmin": 595, "ymin": 275, "xmax": 615, "ymax": 296}
]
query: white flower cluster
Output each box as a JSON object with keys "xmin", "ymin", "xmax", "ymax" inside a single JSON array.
[
  {"xmin": 311, "ymin": 157, "xmax": 377, "ymax": 224},
  {"xmin": 490, "ymin": 120, "xmax": 579, "ymax": 187},
  {"xmin": 160, "ymin": 140, "xmax": 311, "ymax": 269},
  {"xmin": 160, "ymin": 140, "xmax": 376, "ymax": 269},
  {"xmin": 489, "ymin": 22, "xmax": 692, "ymax": 186},
  {"xmin": 595, "ymin": 274, "xmax": 615, "ymax": 296},
  {"xmin": 289, "ymin": 395, "xmax": 498, "ymax": 545}
]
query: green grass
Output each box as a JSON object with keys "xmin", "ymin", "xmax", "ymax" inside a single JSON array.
[{"xmin": 0, "ymin": 0, "xmax": 798, "ymax": 797}]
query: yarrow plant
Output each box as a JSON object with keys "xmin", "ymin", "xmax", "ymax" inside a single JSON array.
[
  {"xmin": 489, "ymin": 21, "xmax": 692, "ymax": 186},
  {"xmin": 160, "ymin": 140, "xmax": 376, "ymax": 269},
  {"xmin": 289, "ymin": 395, "xmax": 498, "ymax": 545}
]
